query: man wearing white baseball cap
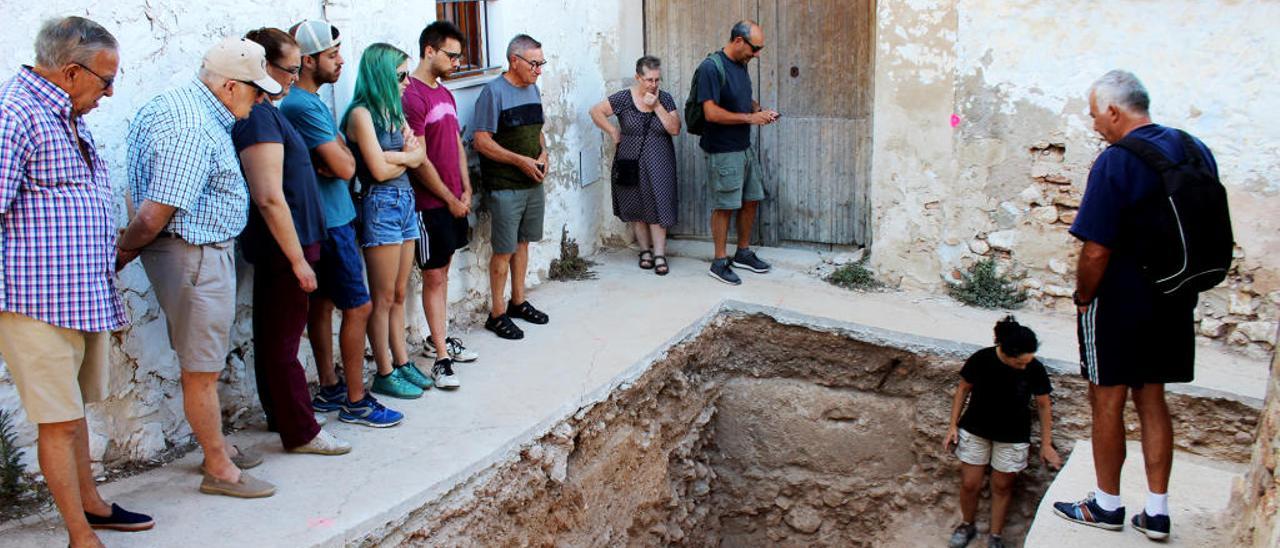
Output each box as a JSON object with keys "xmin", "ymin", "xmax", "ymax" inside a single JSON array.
[{"xmin": 116, "ymin": 37, "xmax": 280, "ymax": 498}]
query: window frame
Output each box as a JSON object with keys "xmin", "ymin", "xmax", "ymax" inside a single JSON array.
[{"xmin": 435, "ymin": 0, "xmax": 501, "ymax": 81}]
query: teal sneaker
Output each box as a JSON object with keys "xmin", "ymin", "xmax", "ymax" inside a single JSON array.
[
  {"xmin": 395, "ymin": 362, "xmax": 434, "ymax": 390},
  {"xmin": 370, "ymin": 368, "xmax": 424, "ymax": 399}
]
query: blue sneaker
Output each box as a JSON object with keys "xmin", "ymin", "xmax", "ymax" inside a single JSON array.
[
  {"xmin": 1052, "ymin": 493, "xmax": 1125, "ymax": 531},
  {"xmin": 1131, "ymin": 511, "xmax": 1170, "ymax": 541},
  {"xmin": 732, "ymin": 247, "xmax": 771, "ymax": 273},
  {"xmin": 311, "ymin": 382, "xmax": 347, "ymax": 413},
  {"xmin": 338, "ymin": 394, "xmax": 403, "ymax": 428},
  {"xmin": 708, "ymin": 258, "xmax": 742, "ymax": 285}
]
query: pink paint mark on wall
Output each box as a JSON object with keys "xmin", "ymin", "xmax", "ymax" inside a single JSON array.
[
  {"xmin": 308, "ymin": 517, "xmax": 335, "ymax": 529},
  {"xmin": 950, "ymin": 114, "xmax": 962, "ymax": 128}
]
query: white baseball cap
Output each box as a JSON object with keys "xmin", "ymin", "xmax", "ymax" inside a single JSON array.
[
  {"xmin": 290, "ymin": 20, "xmax": 342, "ymax": 56},
  {"xmin": 202, "ymin": 37, "xmax": 281, "ymax": 95}
]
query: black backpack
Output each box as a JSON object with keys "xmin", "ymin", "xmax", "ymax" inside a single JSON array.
[
  {"xmin": 684, "ymin": 53, "xmax": 727, "ymax": 136},
  {"xmin": 1113, "ymin": 130, "xmax": 1234, "ymax": 296}
]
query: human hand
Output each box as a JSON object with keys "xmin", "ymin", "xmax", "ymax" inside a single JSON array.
[
  {"xmin": 517, "ymin": 156, "xmax": 546, "ymax": 183},
  {"xmin": 751, "ymin": 109, "xmax": 779, "ymax": 125},
  {"xmin": 402, "ymin": 128, "xmax": 420, "ymax": 151},
  {"xmin": 292, "ymin": 260, "xmax": 318, "ymax": 292},
  {"xmin": 447, "ymin": 198, "xmax": 470, "ymax": 218},
  {"xmin": 1041, "ymin": 444, "xmax": 1063, "ymax": 470},
  {"xmin": 642, "ymin": 92, "xmax": 658, "ymax": 108},
  {"xmin": 115, "ymin": 247, "xmax": 139, "ymax": 272},
  {"xmin": 611, "ymin": 129, "xmax": 622, "ymax": 145},
  {"xmin": 943, "ymin": 426, "xmax": 959, "ymax": 452}
]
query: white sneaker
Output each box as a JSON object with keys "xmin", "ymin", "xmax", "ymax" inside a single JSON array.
[
  {"xmin": 290, "ymin": 429, "xmax": 351, "ymax": 455},
  {"xmin": 426, "ymin": 337, "xmax": 479, "ymax": 363},
  {"xmin": 431, "ymin": 359, "xmax": 461, "ymax": 389}
]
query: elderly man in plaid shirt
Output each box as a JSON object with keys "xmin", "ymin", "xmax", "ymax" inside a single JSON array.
[
  {"xmin": 115, "ymin": 37, "xmax": 309, "ymax": 500},
  {"xmin": 0, "ymin": 17, "xmax": 154, "ymax": 546}
]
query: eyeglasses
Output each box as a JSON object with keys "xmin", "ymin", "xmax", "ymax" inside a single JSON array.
[
  {"xmin": 397, "ymin": 71, "xmax": 409, "ymax": 83},
  {"xmin": 270, "ymin": 61, "xmax": 302, "ymax": 76},
  {"xmin": 513, "ymin": 53, "xmax": 547, "ymax": 70},
  {"xmin": 740, "ymin": 37, "xmax": 764, "ymax": 53},
  {"xmin": 73, "ymin": 62, "xmax": 114, "ymax": 90},
  {"xmin": 234, "ymin": 80, "xmax": 268, "ymax": 97},
  {"xmin": 440, "ymin": 50, "xmax": 465, "ymax": 61}
]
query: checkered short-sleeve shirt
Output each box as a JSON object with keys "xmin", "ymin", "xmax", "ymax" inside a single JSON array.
[
  {"xmin": 126, "ymin": 78, "xmax": 248, "ymax": 245},
  {"xmin": 0, "ymin": 67, "xmax": 127, "ymax": 332}
]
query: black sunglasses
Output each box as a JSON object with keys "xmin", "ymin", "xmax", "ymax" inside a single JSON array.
[
  {"xmin": 440, "ymin": 50, "xmax": 465, "ymax": 61},
  {"xmin": 73, "ymin": 62, "xmax": 114, "ymax": 90},
  {"xmin": 397, "ymin": 71, "xmax": 409, "ymax": 83},
  {"xmin": 738, "ymin": 37, "xmax": 764, "ymax": 53}
]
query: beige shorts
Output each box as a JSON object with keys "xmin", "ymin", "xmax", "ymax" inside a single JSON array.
[
  {"xmin": 141, "ymin": 237, "xmax": 236, "ymax": 373},
  {"xmin": 956, "ymin": 428, "xmax": 1029, "ymax": 473},
  {"xmin": 0, "ymin": 312, "xmax": 110, "ymax": 424}
]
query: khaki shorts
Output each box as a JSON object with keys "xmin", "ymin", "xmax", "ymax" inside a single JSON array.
[
  {"xmin": 141, "ymin": 237, "xmax": 236, "ymax": 373},
  {"xmin": 956, "ymin": 428, "xmax": 1029, "ymax": 473},
  {"xmin": 0, "ymin": 312, "xmax": 110, "ymax": 424},
  {"xmin": 706, "ymin": 150, "xmax": 765, "ymax": 211}
]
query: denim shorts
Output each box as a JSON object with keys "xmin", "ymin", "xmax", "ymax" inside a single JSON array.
[
  {"xmin": 360, "ymin": 185, "xmax": 419, "ymax": 247},
  {"xmin": 314, "ymin": 222, "xmax": 372, "ymax": 310}
]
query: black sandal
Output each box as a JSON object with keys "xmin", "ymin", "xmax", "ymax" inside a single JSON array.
[
  {"xmin": 485, "ymin": 313, "xmax": 524, "ymax": 340},
  {"xmin": 638, "ymin": 249, "xmax": 655, "ymax": 270},
  {"xmin": 654, "ymin": 255, "xmax": 669, "ymax": 276},
  {"xmin": 508, "ymin": 299, "xmax": 550, "ymax": 324}
]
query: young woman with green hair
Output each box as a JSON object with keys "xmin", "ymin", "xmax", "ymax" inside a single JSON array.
[{"xmin": 341, "ymin": 43, "xmax": 433, "ymax": 399}]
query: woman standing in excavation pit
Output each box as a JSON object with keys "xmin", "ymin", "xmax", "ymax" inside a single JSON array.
[{"xmin": 944, "ymin": 316, "xmax": 1062, "ymax": 548}]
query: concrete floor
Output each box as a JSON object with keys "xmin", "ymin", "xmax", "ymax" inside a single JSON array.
[{"xmin": 0, "ymin": 244, "xmax": 1268, "ymax": 547}]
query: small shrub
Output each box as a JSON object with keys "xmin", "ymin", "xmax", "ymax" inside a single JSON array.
[
  {"xmin": 950, "ymin": 258, "xmax": 1027, "ymax": 309},
  {"xmin": 548, "ymin": 225, "xmax": 597, "ymax": 281},
  {"xmin": 827, "ymin": 260, "xmax": 882, "ymax": 291}
]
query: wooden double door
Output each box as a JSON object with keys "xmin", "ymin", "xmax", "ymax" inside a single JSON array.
[{"xmin": 643, "ymin": 0, "xmax": 874, "ymax": 248}]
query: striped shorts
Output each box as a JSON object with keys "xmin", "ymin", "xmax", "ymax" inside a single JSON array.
[{"xmin": 1077, "ymin": 293, "xmax": 1197, "ymax": 387}]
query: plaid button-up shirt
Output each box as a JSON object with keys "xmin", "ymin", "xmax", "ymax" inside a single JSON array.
[
  {"xmin": 0, "ymin": 67, "xmax": 127, "ymax": 332},
  {"xmin": 127, "ymin": 78, "xmax": 248, "ymax": 245}
]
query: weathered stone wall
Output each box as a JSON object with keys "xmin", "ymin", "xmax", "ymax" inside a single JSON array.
[
  {"xmin": 1231, "ymin": 325, "xmax": 1280, "ymax": 547},
  {"xmin": 0, "ymin": 0, "xmax": 640, "ymax": 474},
  {"xmin": 869, "ymin": 1, "xmax": 1280, "ymax": 356}
]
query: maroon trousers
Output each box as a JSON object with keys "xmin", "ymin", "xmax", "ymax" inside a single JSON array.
[{"xmin": 252, "ymin": 243, "xmax": 321, "ymax": 450}]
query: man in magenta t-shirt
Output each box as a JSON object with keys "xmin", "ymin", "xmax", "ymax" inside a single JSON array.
[{"xmin": 403, "ymin": 20, "xmax": 478, "ymax": 388}]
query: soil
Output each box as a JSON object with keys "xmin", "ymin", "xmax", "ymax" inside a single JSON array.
[{"xmin": 362, "ymin": 312, "xmax": 1259, "ymax": 547}]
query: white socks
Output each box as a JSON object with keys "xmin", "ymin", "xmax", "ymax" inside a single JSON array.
[
  {"xmin": 1093, "ymin": 488, "xmax": 1123, "ymax": 512},
  {"xmin": 1145, "ymin": 492, "xmax": 1169, "ymax": 517}
]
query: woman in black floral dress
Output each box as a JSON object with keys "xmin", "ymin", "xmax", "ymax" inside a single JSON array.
[{"xmin": 590, "ymin": 56, "xmax": 681, "ymax": 275}]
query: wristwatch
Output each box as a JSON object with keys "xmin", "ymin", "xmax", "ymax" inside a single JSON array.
[{"xmin": 1072, "ymin": 291, "xmax": 1092, "ymax": 307}]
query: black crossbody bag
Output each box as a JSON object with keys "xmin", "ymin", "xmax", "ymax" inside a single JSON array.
[{"xmin": 612, "ymin": 111, "xmax": 655, "ymax": 187}]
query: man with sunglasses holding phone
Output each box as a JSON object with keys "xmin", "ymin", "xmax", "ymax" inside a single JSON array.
[
  {"xmin": 698, "ymin": 20, "xmax": 779, "ymax": 286},
  {"xmin": 473, "ymin": 34, "xmax": 552, "ymax": 341},
  {"xmin": 118, "ymin": 37, "xmax": 279, "ymax": 499}
]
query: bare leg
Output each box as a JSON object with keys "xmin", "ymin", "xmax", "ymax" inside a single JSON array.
[
  {"xmin": 72, "ymin": 420, "xmax": 110, "ymax": 516},
  {"xmin": 388, "ymin": 243, "xmax": 416, "ymax": 366},
  {"xmin": 489, "ymin": 252, "xmax": 513, "ymax": 317},
  {"xmin": 1131, "ymin": 384, "xmax": 1173, "ymax": 495},
  {"xmin": 649, "ymin": 224, "xmax": 668, "ymax": 257},
  {"xmin": 736, "ymin": 200, "xmax": 759, "ymax": 250},
  {"xmin": 958, "ymin": 462, "xmax": 985, "ymax": 524},
  {"xmin": 510, "ymin": 242, "xmax": 529, "ymax": 305},
  {"xmin": 632, "ymin": 221, "xmax": 652, "ymax": 251},
  {"xmin": 989, "ymin": 470, "xmax": 1016, "ymax": 535},
  {"xmin": 364, "ymin": 243, "xmax": 403, "ymax": 376},
  {"xmin": 37, "ymin": 420, "xmax": 102, "ymax": 548},
  {"xmin": 307, "ymin": 298, "xmax": 338, "ymax": 387},
  {"xmin": 341, "ymin": 303, "xmax": 372, "ymax": 402},
  {"xmin": 710, "ymin": 209, "xmax": 733, "ymax": 259},
  {"xmin": 1090, "ymin": 383, "xmax": 1129, "ymax": 496},
  {"xmin": 422, "ymin": 261, "xmax": 452, "ymax": 360},
  {"xmin": 181, "ymin": 370, "xmax": 239, "ymax": 482}
]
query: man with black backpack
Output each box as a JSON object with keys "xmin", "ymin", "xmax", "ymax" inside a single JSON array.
[
  {"xmin": 688, "ymin": 20, "xmax": 779, "ymax": 285},
  {"xmin": 1053, "ymin": 70, "xmax": 1232, "ymax": 541}
]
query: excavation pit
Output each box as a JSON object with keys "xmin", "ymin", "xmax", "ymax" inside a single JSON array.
[{"xmin": 364, "ymin": 306, "xmax": 1257, "ymax": 547}]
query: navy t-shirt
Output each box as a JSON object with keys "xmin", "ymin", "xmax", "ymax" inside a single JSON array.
[
  {"xmin": 1070, "ymin": 124, "xmax": 1218, "ymax": 310},
  {"xmin": 958, "ymin": 347, "xmax": 1052, "ymax": 444},
  {"xmin": 695, "ymin": 50, "xmax": 754, "ymax": 153},
  {"xmin": 232, "ymin": 101, "xmax": 327, "ymax": 262}
]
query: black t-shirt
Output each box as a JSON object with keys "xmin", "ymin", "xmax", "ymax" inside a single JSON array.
[
  {"xmin": 694, "ymin": 50, "xmax": 753, "ymax": 153},
  {"xmin": 232, "ymin": 102, "xmax": 328, "ymax": 263},
  {"xmin": 957, "ymin": 346, "xmax": 1052, "ymax": 443}
]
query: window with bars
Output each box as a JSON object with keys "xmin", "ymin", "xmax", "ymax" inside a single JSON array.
[{"xmin": 436, "ymin": 0, "xmax": 494, "ymax": 77}]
